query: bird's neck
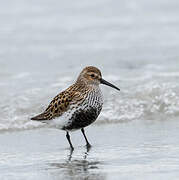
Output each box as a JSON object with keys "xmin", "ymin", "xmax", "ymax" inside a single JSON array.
[{"xmin": 74, "ymin": 80, "xmax": 100, "ymax": 92}]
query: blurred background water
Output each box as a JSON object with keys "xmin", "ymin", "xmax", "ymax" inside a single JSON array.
[
  {"xmin": 0, "ymin": 0, "xmax": 179, "ymax": 131},
  {"xmin": 0, "ymin": 0, "xmax": 179, "ymax": 179}
]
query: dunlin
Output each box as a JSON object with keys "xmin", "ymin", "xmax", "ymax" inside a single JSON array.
[{"xmin": 31, "ymin": 66, "xmax": 120, "ymax": 149}]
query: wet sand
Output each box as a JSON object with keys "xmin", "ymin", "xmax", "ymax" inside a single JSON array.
[{"xmin": 1, "ymin": 120, "xmax": 179, "ymax": 180}]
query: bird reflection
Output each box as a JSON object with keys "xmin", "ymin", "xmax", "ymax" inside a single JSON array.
[
  {"xmin": 67, "ymin": 145, "xmax": 91, "ymax": 161},
  {"xmin": 48, "ymin": 147, "xmax": 105, "ymax": 180}
]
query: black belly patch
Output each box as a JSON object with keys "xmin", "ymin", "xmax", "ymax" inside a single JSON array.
[{"xmin": 62, "ymin": 107, "xmax": 101, "ymax": 130}]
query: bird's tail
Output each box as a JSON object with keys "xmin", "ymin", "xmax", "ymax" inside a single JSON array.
[{"xmin": 31, "ymin": 112, "xmax": 49, "ymax": 121}]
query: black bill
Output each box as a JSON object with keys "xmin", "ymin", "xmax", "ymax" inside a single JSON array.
[{"xmin": 100, "ymin": 78, "xmax": 120, "ymax": 91}]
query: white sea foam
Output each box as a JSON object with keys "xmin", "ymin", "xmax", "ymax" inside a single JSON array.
[{"xmin": 0, "ymin": 71, "xmax": 179, "ymax": 132}]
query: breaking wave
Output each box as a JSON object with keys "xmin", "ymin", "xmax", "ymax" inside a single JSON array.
[{"xmin": 0, "ymin": 72, "xmax": 179, "ymax": 132}]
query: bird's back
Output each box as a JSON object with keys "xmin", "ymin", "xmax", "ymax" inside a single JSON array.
[{"xmin": 31, "ymin": 84, "xmax": 80, "ymax": 121}]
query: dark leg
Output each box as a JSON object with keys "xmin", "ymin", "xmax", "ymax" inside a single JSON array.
[
  {"xmin": 81, "ymin": 128, "xmax": 91, "ymax": 148},
  {"xmin": 68, "ymin": 148, "xmax": 74, "ymax": 161},
  {"xmin": 66, "ymin": 132, "xmax": 74, "ymax": 150}
]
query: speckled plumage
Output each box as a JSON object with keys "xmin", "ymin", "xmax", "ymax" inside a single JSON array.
[{"xmin": 31, "ymin": 66, "xmax": 120, "ymax": 149}]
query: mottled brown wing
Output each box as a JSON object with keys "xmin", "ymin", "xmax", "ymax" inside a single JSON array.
[{"xmin": 31, "ymin": 88, "xmax": 75, "ymax": 121}]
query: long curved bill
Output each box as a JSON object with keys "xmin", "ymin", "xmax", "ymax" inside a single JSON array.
[{"xmin": 100, "ymin": 78, "xmax": 120, "ymax": 91}]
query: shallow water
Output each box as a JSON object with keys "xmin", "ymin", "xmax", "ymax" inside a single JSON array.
[
  {"xmin": 1, "ymin": 122, "xmax": 179, "ymax": 180},
  {"xmin": 0, "ymin": 0, "xmax": 179, "ymax": 179}
]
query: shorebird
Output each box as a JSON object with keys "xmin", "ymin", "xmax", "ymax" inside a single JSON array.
[{"xmin": 31, "ymin": 66, "xmax": 120, "ymax": 150}]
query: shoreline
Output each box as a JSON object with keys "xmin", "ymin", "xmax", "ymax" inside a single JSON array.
[{"xmin": 1, "ymin": 121, "xmax": 179, "ymax": 180}]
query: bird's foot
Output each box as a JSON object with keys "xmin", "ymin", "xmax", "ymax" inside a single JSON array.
[
  {"xmin": 86, "ymin": 143, "xmax": 92, "ymax": 151},
  {"xmin": 68, "ymin": 148, "xmax": 74, "ymax": 161},
  {"xmin": 70, "ymin": 146, "xmax": 74, "ymax": 151}
]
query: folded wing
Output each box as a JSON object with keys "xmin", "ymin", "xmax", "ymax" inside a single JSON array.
[{"xmin": 31, "ymin": 85, "xmax": 83, "ymax": 121}]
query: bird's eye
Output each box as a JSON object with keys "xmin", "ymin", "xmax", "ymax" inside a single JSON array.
[{"xmin": 91, "ymin": 74, "xmax": 95, "ymax": 78}]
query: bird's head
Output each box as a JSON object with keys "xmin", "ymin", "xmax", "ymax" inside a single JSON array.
[{"xmin": 77, "ymin": 66, "xmax": 120, "ymax": 91}]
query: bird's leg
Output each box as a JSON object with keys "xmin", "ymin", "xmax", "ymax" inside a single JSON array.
[
  {"xmin": 81, "ymin": 128, "xmax": 91, "ymax": 148},
  {"xmin": 67, "ymin": 148, "xmax": 74, "ymax": 161},
  {"xmin": 66, "ymin": 132, "xmax": 74, "ymax": 150}
]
